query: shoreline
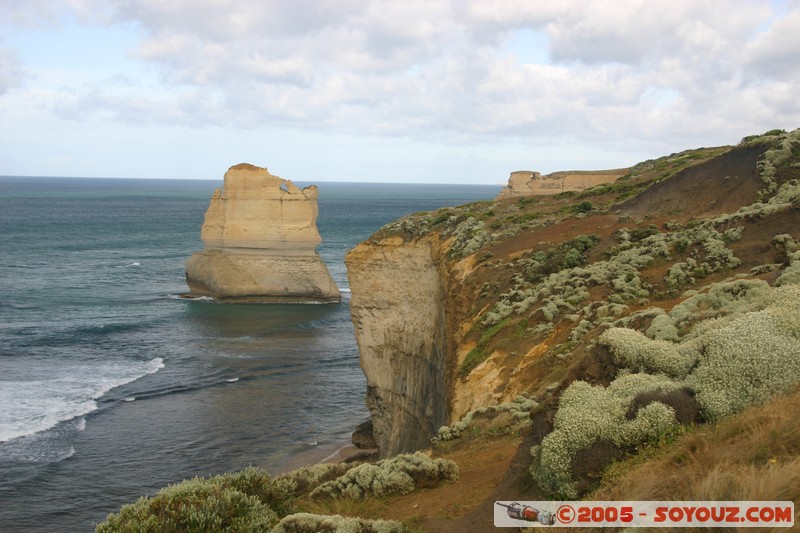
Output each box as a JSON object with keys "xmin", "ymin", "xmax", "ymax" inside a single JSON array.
[
  {"xmin": 320, "ymin": 443, "xmax": 378, "ymax": 464},
  {"xmin": 270, "ymin": 434, "xmax": 378, "ymax": 476}
]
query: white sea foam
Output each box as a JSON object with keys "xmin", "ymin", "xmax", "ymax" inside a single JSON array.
[
  {"xmin": 76, "ymin": 417, "xmax": 86, "ymax": 431},
  {"xmin": 225, "ymin": 378, "xmax": 239, "ymax": 383},
  {"xmin": 60, "ymin": 446, "xmax": 76, "ymax": 461},
  {"xmin": 122, "ymin": 397, "xmax": 136, "ymax": 402},
  {"xmin": 0, "ymin": 357, "xmax": 164, "ymax": 443},
  {"xmin": 5, "ymin": 442, "xmax": 78, "ymax": 464}
]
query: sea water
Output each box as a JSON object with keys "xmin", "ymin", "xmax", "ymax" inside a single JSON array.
[{"xmin": 0, "ymin": 177, "xmax": 498, "ymax": 532}]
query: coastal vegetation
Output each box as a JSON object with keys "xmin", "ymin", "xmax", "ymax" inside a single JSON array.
[
  {"xmin": 98, "ymin": 454, "xmax": 457, "ymax": 532},
  {"xmin": 100, "ymin": 128, "xmax": 800, "ymax": 531},
  {"xmin": 531, "ymin": 281, "xmax": 800, "ymax": 497}
]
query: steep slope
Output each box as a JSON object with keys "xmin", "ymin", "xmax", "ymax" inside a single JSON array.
[
  {"xmin": 346, "ymin": 128, "xmax": 800, "ymax": 465},
  {"xmin": 617, "ymin": 141, "xmax": 766, "ymax": 218}
]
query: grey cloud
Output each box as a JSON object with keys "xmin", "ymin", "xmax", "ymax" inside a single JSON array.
[
  {"xmin": 744, "ymin": 8, "xmax": 800, "ymax": 80},
  {"xmin": 14, "ymin": 0, "xmax": 800, "ymax": 152},
  {"xmin": 544, "ymin": 1, "xmax": 769, "ymax": 66}
]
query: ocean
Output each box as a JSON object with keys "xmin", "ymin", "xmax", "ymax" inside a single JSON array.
[{"xmin": 0, "ymin": 177, "xmax": 498, "ymax": 532}]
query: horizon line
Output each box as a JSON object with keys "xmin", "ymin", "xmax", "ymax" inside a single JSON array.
[{"xmin": 0, "ymin": 174, "xmax": 505, "ymax": 187}]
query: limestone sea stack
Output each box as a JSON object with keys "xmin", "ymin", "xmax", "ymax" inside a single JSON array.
[{"xmin": 185, "ymin": 163, "xmax": 340, "ymax": 303}]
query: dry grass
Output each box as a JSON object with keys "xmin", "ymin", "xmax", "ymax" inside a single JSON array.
[{"xmin": 590, "ymin": 387, "xmax": 800, "ymax": 529}]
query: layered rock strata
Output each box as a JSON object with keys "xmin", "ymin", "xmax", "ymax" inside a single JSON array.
[
  {"xmin": 185, "ymin": 163, "xmax": 340, "ymax": 302},
  {"xmin": 345, "ymin": 236, "xmax": 451, "ymax": 457},
  {"xmin": 497, "ymin": 168, "xmax": 629, "ymax": 199}
]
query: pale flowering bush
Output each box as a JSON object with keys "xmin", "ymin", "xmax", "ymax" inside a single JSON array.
[
  {"xmin": 613, "ymin": 280, "xmax": 771, "ymax": 342},
  {"xmin": 663, "ymin": 227, "xmax": 743, "ymax": 290},
  {"xmin": 604, "ymin": 283, "xmax": 800, "ymax": 421},
  {"xmin": 774, "ymin": 233, "xmax": 799, "ymax": 253},
  {"xmin": 665, "ymin": 279, "xmax": 771, "ymax": 334},
  {"xmin": 309, "ymin": 452, "xmax": 458, "ymax": 500},
  {"xmin": 482, "ymin": 235, "xmax": 660, "ymax": 327},
  {"xmin": 97, "ymin": 467, "xmax": 294, "ymax": 532},
  {"xmin": 664, "ymin": 260, "xmax": 696, "ymax": 289},
  {"xmin": 754, "ymin": 128, "xmax": 800, "ymax": 198},
  {"xmin": 700, "ymin": 230, "xmax": 742, "ymax": 271},
  {"xmin": 774, "ymin": 234, "xmax": 800, "ymax": 287},
  {"xmin": 447, "ymin": 216, "xmax": 489, "ymax": 257},
  {"xmin": 271, "ymin": 513, "xmax": 403, "ymax": 533},
  {"xmin": 432, "ymin": 395, "xmax": 538, "ymax": 443},
  {"xmin": 644, "ymin": 312, "xmax": 680, "ymax": 342},
  {"xmin": 534, "ymin": 282, "xmax": 800, "ymax": 498},
  {"xmin": 686, "ymin": 285, "xmax": 800, "ymax": 419},
  {"xmin": 598, "ymin": 328, "xmax": 693, "ymax": 378},
  {"xmin": 276, "ymin": 462, "xmax": 361, "ymax": 496},
  {"xmin": 710, "ymin": 178, "xmax": 800, "ymax": 226},
  {"xmin": 531, "ymin": 374, "xmax": 683, "ymax": 497}
]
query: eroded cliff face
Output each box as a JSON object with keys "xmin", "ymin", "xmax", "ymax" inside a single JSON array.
[
  {"xmin": 345, "ymin": 236, "xmax": 451, "ymax": 457},
  {"xmin": 496, "ymin": 168, "xmax": 629, "ymax": 199},
  {"xmin": 346, "ymin": 131, "xmax": 800, "ymax": 465},
  {"xmin": 185, "ymin": 163, "xmax": 340, "ymax": 302}
]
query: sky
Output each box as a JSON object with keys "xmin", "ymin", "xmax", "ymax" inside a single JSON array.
[{"xmin": 0, "ymin": 0, "xmax": 798, "ymax": 184}]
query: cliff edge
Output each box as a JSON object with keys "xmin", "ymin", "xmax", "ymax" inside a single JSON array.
[
  {"xmin": 496, "ymin": 167, "xmax": 629, "ymax": 199},
  {"xmin": 347, "ymin": 129, "xmax": 800, "ymax": 466},
  {"xmin": 346, "ymin": 236, "xmax": 452, "ymax": 457},
  {"xmin": 185, "ymin": 163, "xmax": 340, "ymax": 302}
]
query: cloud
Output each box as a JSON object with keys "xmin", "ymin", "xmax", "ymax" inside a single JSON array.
[
  {"xmin": 745, "ymin": 7, "xmax": 800, "ymax": 80},
  {"xmin": 7, "ymin": 0, "xmax": 800, "ymax": 154},
  {"xmin": 0, "ymin": 45, "xmax": 24, "ymax": 95}
]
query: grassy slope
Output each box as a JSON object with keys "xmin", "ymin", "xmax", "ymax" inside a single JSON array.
[
  {"xmin": 352, "ymin": 129, "xmax": 800, "ymax": 531},
  {"xmin": 591, "ymin": 386, "xmax": 800, "ymax": 504},
  {"xmin": 303, "ymin": 385, "xmax": 800, "ymax": 532}
]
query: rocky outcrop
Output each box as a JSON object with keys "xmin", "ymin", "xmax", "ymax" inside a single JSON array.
[
  {"xmin": 496, "ymin": 168, "xmax": 629, "ymax": 199},
  {"xmin": 185, "ymin": 163, "xmax": 340, "ymax": 302},
  {"xmin": 351, "ymin": 419, "xmax": 377, "ymax": 449},
  {"xmin": 345, "ymin": 236, "xmax": 451, "ymax": 457}
]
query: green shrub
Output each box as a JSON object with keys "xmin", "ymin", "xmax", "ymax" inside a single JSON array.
[
  {"xmin": 97, "ymin": 467, "xmax": 294, "ymax": 532},
  {"xmin": 276, "ymin": 462, "xmax": 361, "ymax": 497},
  {"xmin": 433, "ymin": 396, "xmax": 537, "ymax": 442},
  {"xmin": 98, "ymin": 479, "xmax": 279, "ymax": 533},
  {"xmin": 309, "ymin": 452, "xmax": 458, "ymax": 501},
  {"xmin": 272, "ymin": 513, "xmax": 403, "ymax": 533},
  {"xmin": 526, "ymin": 235, "xmax": 600, "ymax": 280},
  {"xmin": 686, "ymin": 285, "xmax": 800, "ymax": 419},
  {"xmin": 571, "ymin": 201, "xmax": 595, "ymax": 214},
  {"xmin": 460, "ymin": 319, "xmax": 510, "ymax": 377},
  {"xmin": 534, "ymin": 282, "xmax": 800, "ymax": 498},
  {"xmin": 599, "ymin": 328, "xmax": 693, "ymax": 378},
  {"xmin": 531, "ymin": 375, "xmax": 682, "ymax": 497},
  {"xmin": 666, "ymin": 279, "xmax": 770, "ymax": 333},
  {"xmin": 430, "ymin": 212, "xmax": 452, "ymax": 226},
  {"xmin": 210, "ymin": 467, "xmax": 295, "ymax": 518},
  {"xmin": 629, "ymin": 225, "xmax": 659, "ymax": 241},
  {"xmin": 774, "ymin": 234, "xmax": 800, "ymax": 286},
  {"xmin": 741, "ymin": 129, "xmax": 785, "ymax": 143}
]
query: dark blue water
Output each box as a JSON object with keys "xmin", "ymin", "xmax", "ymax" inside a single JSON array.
[{"xmin": 0, "ymin": 177, "xmax": 498, "ymax": 532}]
